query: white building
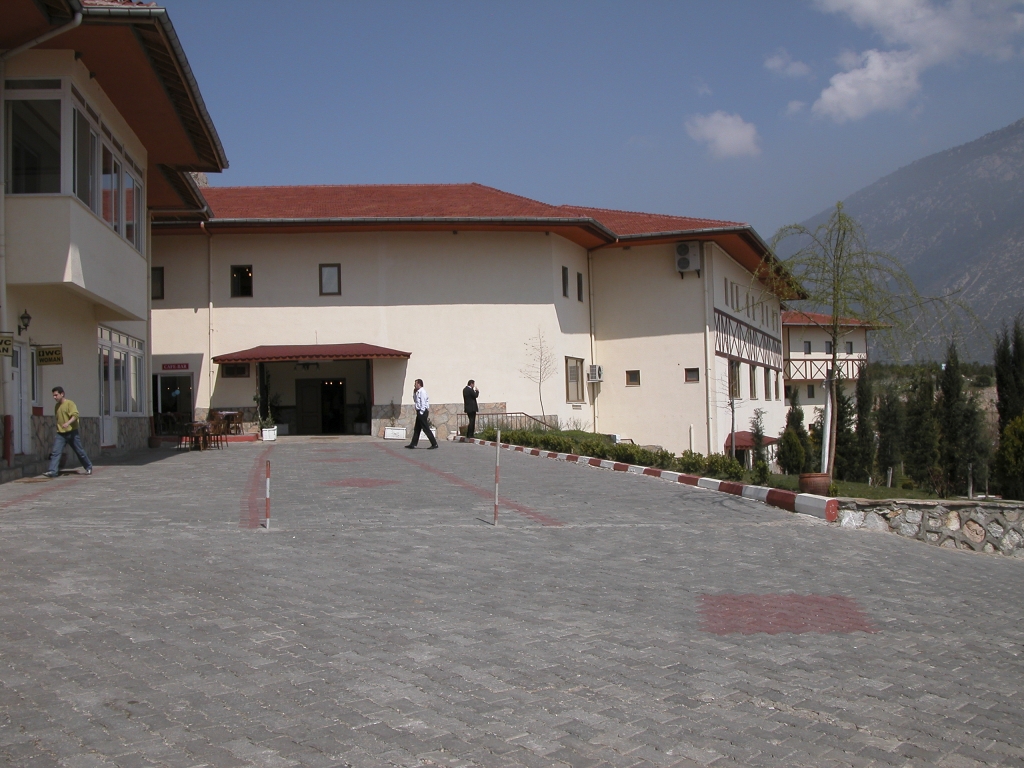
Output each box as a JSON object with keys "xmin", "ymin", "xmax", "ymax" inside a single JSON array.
[{"xmin": 782, "ymin": 310, "xmax": 872, "ymax": 409}]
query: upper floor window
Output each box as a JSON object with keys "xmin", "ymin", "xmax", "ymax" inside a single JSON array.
[
  {"xmin": 825, "ymin": 341, "xmax": 834, "ymax": 355},
  {"xmin": 845, "ymin": 341, "xmax": 854, "ymax": 354},
  {"xmin": 231, "ymin": 265, "xmax": 253, "ymax": 297},
  {"xmin": 728, "ymin": 360, "xmax": 741, "ymax": 399},
  {"xmin": 749, "ymin": 364, "xmax": 758, "ymax": 399},
  {"xmin": 5, "ymin": 98, "xmax": 62, "ymax": 193},
  {"xmin": 577, "ymin": 272, "xmax": 584, "ymax": 302},
  {"xmin": 151, "ymin": 267, "xmax": 164, "ymax": 300},
  {"xmin": 320, "ymin": 264, "xmax": 341, "ymax": 295},
  {"xmin": 562, "ymin": 266, "xmax": 569, "ymax": 298},
  {"xmin": 803, "ymin": 340, "xmax": 811, "ymax": 355},
  {"xmin": 626, "ymin": 370, "xmax": 640, "ymax": 386}
]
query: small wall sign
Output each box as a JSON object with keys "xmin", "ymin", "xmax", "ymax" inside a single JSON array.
[
  {"xmin": 36, "ymin": 346, "xmax": 64, "ymax": 366},
  {"xmin": 0, "ymin": 333, "xmax": 11, "ymax": 357},
  {"xmin": 162, "ymin": 363, "xmax": 189, "ymax": 371}
]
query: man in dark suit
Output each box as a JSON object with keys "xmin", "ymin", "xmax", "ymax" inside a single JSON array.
[{"xmin": 463, "ymin": 379, "xmax": 479, "ymax": 439}]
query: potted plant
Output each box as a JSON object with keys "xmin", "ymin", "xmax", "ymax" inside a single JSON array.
[
  {"xmin": 260, "ymin": 413, "xmax": 277, "ymax": 441},
  {"xmin": 383, "ymin": 399, "xmax": 406, "ymax": 440}
]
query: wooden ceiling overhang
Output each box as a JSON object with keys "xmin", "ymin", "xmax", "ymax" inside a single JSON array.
[{"xmin": 2, "ymin": 0, "xmax": 227, "ymax": 212}]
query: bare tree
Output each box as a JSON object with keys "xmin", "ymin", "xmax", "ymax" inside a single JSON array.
[{"xmin": 520, "ymin": 328, "xmax": 557, "ymax": 420}]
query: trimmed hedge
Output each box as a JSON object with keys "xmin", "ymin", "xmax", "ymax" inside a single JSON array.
[{"xmin": 473, "ymin": 428, "xmax": 744, "ymax": 480}]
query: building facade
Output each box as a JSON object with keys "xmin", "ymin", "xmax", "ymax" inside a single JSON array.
[
  {"xmin": 782, "ymin": 310, "xmax": 871, "ymax": 409},
  {"xmin": 151, "ymin": 186, "xmax": 799, "ymax": 455},
  {"xmin": 1, "ymin": 0, "xmax": 225, "ymax": 476}
]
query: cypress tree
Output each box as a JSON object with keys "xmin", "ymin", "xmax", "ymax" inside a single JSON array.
[
  {"xmin": 995, "ymin": 316, "xmax": 1024, "ymax": 434},
  {"xmin": 785, "ymin": 388, "xmax": 814, "ymax": 473},
  {"xmin": 904, "ymin": 372, "xmax": 940, "ymax": 490},
  {"xmin": 875, "ymin": 386, "xmax": 905, "ymax": 484},
  {"xmin": 832, "ymin": 378, "xmax": 857, "ymax": 481},
  {"xmin": 938, "ymin": 342, "xmax": 968, "ymax": 493},
  {"xmin": 851, "ymin": 367, "xmax": 874, "ymax": 482}
]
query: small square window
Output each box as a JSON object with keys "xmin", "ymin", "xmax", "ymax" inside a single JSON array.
[
  {"xmin": 845, "ymin": 341, "xmax": 854, "ymax": 354},
  {"xmin": 565, "ymin": 357, "xmax": 585, "ymax": 403},
  {"xmin": 151, "ymin": 267, "xmax": 164, "ymax": 300},
  {"xmin": 685, "ymin": 368, "xmax": 700, "ymax": 383},
  {"xmin": 807, "ymin": 384, "xmax": 815, "ymax": 399},
  {"xmin": 825, "ymin": 341, "xmax": 833, "ymax": 355},
  {"xmin": 803, "ymin": 340, "xmax": 811, "ymax": 355},
  {"xmin": 626, "ymin": 370, "xmax": 640, "ymax": 386},
  {"xmin": 221, "ymin": 363, "xmax": 250, "ymax": 378},
  {"xmin": 231, "ymin": 265, "xmax": 253, "ymax": 297},
  {"xmin": 320, "ymin": 263, "xmax": 341, "ymax": 295},
  {"xmin": 562, "ymin": 266, "xmax": 569, "ymax": 297},
  {"xmin": 749, "ymin": 364, "xmax": 758, "ymax": 399},
  {"xmin": 577, "ymin": 272, "xmax": 584, "ymax": 302},
  {"xmin": 728, "ymin": 360, "xmax": 741, "ymax": 399}
]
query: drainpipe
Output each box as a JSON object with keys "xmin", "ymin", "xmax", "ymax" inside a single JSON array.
[
  {"xmin": 701, "ymin": 242, "xmax": 716, "ymax": 454},
  {"xmin": 200, "ymin": 221, "xmax": 213, "ymax": 418},
  {"xmin": 0, "ymin": 12, "xmax": 84, "ymax": 462},
  {"xmin": 587, "ymin": 249, "xmax": 598, "ymax": 433}
]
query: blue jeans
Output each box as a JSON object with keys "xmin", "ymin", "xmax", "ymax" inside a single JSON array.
[{"xmin": 48, "ymin": 429, "xmax": 93, "ymax": 474}]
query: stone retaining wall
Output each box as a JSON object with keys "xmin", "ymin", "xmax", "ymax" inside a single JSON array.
[{"xmin": 837, "ymin": 499, "xmax": 1024, "ymax": 557}]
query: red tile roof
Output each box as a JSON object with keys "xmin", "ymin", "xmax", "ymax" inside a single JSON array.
[
  {"xmin": 553, "ymin": 204, "xmax": 745, "ymax": 237},
  {"xmin": 212, "ymin": 343, "xmax": 410, "ymax": 364},
  {"xmin": 724, "ymin": 430, "xmax": 778, "ymax": 451},
  {"xmin": 782, "ymin": 311, "xmax": 875, "ymax": 328}
]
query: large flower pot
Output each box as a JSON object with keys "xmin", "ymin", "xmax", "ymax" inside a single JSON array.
[
  {"xmin": 799, "ymin": 472, "xmax": 832, "ymax": 495},
  {"xmin": 261, "ymin": 426, "xmax": 278, "ymax": 442}
]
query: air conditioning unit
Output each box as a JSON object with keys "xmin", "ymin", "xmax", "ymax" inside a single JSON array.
[
  {"xmin": 675, "ymin": 241, "xmax": 702, "ymax": 275},
  {"xmin": 586, "ymin": 364, "xmax": 604, "ymax": 383}
]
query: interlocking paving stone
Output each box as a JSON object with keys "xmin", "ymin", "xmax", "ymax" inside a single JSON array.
[{"xmin": 2, "ymin": 437, "xmax": 1024, "ymax": 766}]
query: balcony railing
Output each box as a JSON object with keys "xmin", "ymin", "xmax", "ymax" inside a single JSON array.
[{"xmin": 455, "ymin": 412, "xmax": 555, "ymax": 435}]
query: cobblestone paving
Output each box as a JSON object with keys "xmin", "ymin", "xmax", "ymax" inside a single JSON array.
[{"xmin": 2, "ymin": 437, "xmax": 1024, "ymax": 768}]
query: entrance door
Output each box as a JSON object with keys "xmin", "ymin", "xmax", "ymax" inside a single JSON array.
[
  {"xmin": 321, "ymin": 379, "xmax": 345, "ymax": 434},
  {"xmin": 296, "ymin": 379, "xmax": 321, "ymax": 435},
  {"xmin": 10, "ymin": 346, "xmax": 24, "ymax": 454},
  {"xmin": 153, "ymin": 374, "xmax": 194, "ymax": 433}
]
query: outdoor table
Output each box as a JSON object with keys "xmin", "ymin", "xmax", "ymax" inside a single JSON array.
[
  {"xmin": 220, "ymin": 411, "xmax": 241, "ymax": 435},
  {"xmin": 188, "ymin": 422, "xmax": 211, "ymax": 451}
]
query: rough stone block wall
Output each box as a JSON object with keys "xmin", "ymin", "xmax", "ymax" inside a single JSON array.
[
  {"xmin": 837, "ymin": 499, "xmax": 1024, "ymax": 557},
  {"xmin": 371, "ymin": 402, "xmax": 506, "ymax": 441}
]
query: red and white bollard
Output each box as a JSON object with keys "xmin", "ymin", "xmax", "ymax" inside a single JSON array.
[
  {"xmin": 264, "ymin": 460, "xmax": 271, "ymax": 529},
  {"xmin": 494, "ymin": 429, "xmax": 500, "ymax": 526}
]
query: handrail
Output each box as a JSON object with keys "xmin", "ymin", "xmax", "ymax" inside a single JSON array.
[{"xmin": 455, "ymin": 411, "xmax": 556, "ymax": 434}]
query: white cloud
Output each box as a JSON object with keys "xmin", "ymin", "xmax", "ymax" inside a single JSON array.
[
  {"xmin": 811, "ymin": 0, "xmax": 1024, "ymax": 121},
  {"xmin": 786, "ymin": 100, "xmax": 807, "ymax": 115},
  {"xmin": 685, "ymin": 111, "xmax": 761, "ymax": 159},
  {"xmin": 765, "ymin": 48, "xmax": 812, "ymax": 77},
  {"xmin": 694, "ymin": 78, "xmax": 713, "ymax": 96}
]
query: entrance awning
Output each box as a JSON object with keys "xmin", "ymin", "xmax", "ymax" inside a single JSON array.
[
  {"xmin": 724, "ymin": 431, "xmax": 779, "ymax": 452},
  {"xmin": 212, "ymin": 343, "xmax": 411, "ymax": 364}
]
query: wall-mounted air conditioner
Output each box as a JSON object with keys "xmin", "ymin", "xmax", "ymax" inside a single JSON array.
[
  {"xmin": 675, "ymin": 241, "xmax": 702, "ymax": 276},
  {"xmin": 586, "ymin": 364, "xmax": 604, "ymax": 383}
]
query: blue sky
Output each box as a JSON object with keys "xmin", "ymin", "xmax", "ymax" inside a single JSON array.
[{"xmin": 168, "ymin": 0, "xmax": 1024, "ymax": 236}]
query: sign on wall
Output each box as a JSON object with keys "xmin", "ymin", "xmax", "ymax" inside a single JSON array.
[
  {"xmin": 0, "ymin": 333, "xmax": 11, "ymax": 357},
  {"xmin": 36, "ymin": 346, "xmax": 64, "ymax": 366},
  {"xmin": 162, "ymin": 363, "xmax": 189, "ymax": 371}
]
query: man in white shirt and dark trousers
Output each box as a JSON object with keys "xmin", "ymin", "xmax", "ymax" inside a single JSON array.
[{"xmin": 406, "ymin": 379, "xmax": 438, "ymax": 449}]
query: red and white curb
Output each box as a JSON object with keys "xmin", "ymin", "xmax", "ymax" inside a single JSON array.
[{"xmin": 456, "ymin": 437, "xmax": 839, "ymax": 522}]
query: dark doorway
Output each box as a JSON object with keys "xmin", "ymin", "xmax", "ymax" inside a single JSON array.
[
  {"xmin": 153, "ymin": 374, "xmax": 193, "ymax": 433},
  {"xmin": 295, "ymin": 378, "xmax": 346, "ymax": 435}
]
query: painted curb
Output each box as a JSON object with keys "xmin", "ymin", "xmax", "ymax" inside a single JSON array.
[{"xmin": 457, "ymin": 436, "xmax": 839, "ymax": 522}]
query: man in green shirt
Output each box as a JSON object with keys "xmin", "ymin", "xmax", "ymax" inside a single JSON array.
[{"xmin": 44, "ymin": 386, "xmax": 93, "ymax": 478}]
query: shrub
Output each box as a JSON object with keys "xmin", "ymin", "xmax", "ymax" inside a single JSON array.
[
  {"xmin": 538, "ymin": 433, "xmax": 574, "ymax": 453},
  {"xmin": 751, "ymin": 460, "xmax": 770, "ymax": 486},
  {"xmin": 608, "ymin": 442, "xmax": 640, "ymax": 464},
  {"xmin": 652, "ymin": 449, "xmax": 676, "ymax": 470},
  {"xmin": 777, "ymin": 427, "xmax": 805, "ymax": 475},
  {"xmin": 577, "ymin": 438, "xmax": 609, "ymax": 459},
  {"xmin": 996, "ymin": 414, "xmax": 1024, "ymax": 500},
  {"xmin": 675, "ymin": 450, "xmax": 707, "ymax": 475},
  {"xmin": 705, "ymin": 453, "xmax": 744, "ymax": 481}
]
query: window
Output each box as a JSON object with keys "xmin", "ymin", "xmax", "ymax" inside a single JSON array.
[
  {"xmin": 565, "ymin": 357, "xmax": 585, "ymax": 403},
  {"xmin": 231, "ymin": 265, "xmax": 253, "ymax": 297},
  {"xmin": 728, "ymin": 360, "xmax": 741, "ymax": 399},
  {"xmin": 74, "ymin": 108, "xmax": 97, "ymax": 209},
  {"xmin": 221, "ymin": 363, "xmax": 250, "ymax": 378},
  {"xmin": 803, "ymin": 340, "xmax": 811, "ymax": 355},
  {"xmin": 102, "ymin": 145, "xmax": 120, "ymax": 230},
  {"xmin": 825, "ymin": 341, "xmax": 833, "ymax": 355},
  {"xmin": 562, "ymin": 266, "xmax": 569, "ymax": 297},
  {"xmin": 764, "ymin": 367, "xmax": 772, "ymax": 402},
  {"xmin": 807, "ymin": 384, "xmax": 815, "ymax": 399},
  {"xmin": 97, "ymin": 326, "xmax": 145, "ymax": 415},
  {"xmin": 775, "ymin": 372, "xmax": 781, "ymax": 400},
  {"xmin": 577, "ymin": 272, "xmax": 584, "ymax": 302},
  {"xmin": 685, "ymin": 367, "xmax": 700, "ymax": 383},
  {"xmin": 626, "ymin": 370, "xmax": 640, "ymax": 386},
  {"xmin": 124, "ymin": 171, "xmax": 142, "ymax": 250},
  {"xmin": 845, "ymin": 341, "xmax": 854, "ymax": 355},
  {"xmin": 319, "ymin": 263, "xmax": 341, "ymax": 295},
  {"xmin": 151, "ymin": 267, "xmax": 164, "ymax": 300},
  {"xmin": 5, "ymin": 99, "xmax": 61, "ymax": 193},
  {"xmin": 749, "ymin": 364, "xmax": 758, "ymax": 399}
]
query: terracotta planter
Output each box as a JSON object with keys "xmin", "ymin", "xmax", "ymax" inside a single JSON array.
[{"xmin": 799, "ymin": 472, "xmax": 832, "ymax": 495}]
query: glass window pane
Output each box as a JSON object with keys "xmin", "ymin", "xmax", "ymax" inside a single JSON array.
[
  {"xmin": 231, "ymin": 265, "xmax": 253, "ymax": 297},
  {"xmin": 320, "ymin": 264, "xmax": 340, "ymax": 295},
  {"xmin": 152, "ymin": 267, "xmax": 164, "ymax": 300},
  {"xmin": 114, "ymin": 350, "xmax": 127, "ymax": 412},
  {"xmin": 99, "ymin": 346, "xmax": 110, "ymax": 416},
  {"xmin": 6, "ymin": 99, "xmax": 61, "ymax": 193},
  {"xmin": 124, "ymin": 173, "xmax": 141, "ymax": 249},
  {"xmin": 74, "ymin": 110, "xmax": 97, "ymax": 208}
]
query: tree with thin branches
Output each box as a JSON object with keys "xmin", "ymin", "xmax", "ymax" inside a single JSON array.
[
  {"xmin": 520, "ymin": 328, "xmax": 557, "ymax": 421},
  {"xmin": 772, "ymin": 202, "xmax": 966, "ymax": 478}
]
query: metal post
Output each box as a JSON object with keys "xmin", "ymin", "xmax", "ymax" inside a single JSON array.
[
  {"xmin": 968, "ymin": 463, "xmax": 973, "ymax": 500},
  {"xmin": 494, "ymin": 429, "xmax": 500, "ymax": 526},
  {"xmin": 264, "ymin": 460, "xmax": 271, "ymax": 529},
  {"xmin": 886, "ymin": 466, "xmax": 893, "ymax": 488}
]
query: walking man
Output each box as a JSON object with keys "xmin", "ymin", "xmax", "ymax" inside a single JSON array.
[
  {"xmin": 463, "ymin": 379, "xmax": 479, "ymax": 439},
  {"xmin": 44, "ymin": 386, "xmax": 93, "ymax": 478},
  {"xmin": 405, "ymin": 379, "xmax": 438, "ymax": 449}
]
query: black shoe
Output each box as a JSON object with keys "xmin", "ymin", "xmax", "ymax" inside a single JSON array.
[
  {"xmin": 428, "ymin": 444, "xmax": 438, "ymax": 449},
  {"xmin": 404, "ymin": 444, "xmax": 416, "ymax": 449}
]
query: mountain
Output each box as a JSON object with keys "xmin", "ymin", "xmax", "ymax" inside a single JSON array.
[{"xmin": 790, "ymin": 117, "xmax": 1024, "ymax": 361}]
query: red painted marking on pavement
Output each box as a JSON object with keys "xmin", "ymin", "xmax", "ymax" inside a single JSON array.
[
  {"xmin": 0, "ymin": 470, "xmax": 97, "ymax": 512},
  {"xmin": 699, "ymin": 594, "xmax": 877, "ymax": 635},
  {"xmin": 240, "ymin": 445, "xmax": 274, "ymax": 528},
  {"xmin": 314, "ymin": 458, "xmax": 369, "ymax": 463},
  {"xmin": 322, "ymin": 478, "xmax": 400, "ymax": 488},
  {"xmin": 378, "ymin": 444, "xmax": 563, "ymax": 527}
]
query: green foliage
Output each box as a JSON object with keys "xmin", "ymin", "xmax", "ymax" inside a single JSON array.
[
  {"xmin": 937, "ymin": 342, "xmax": 990, "ymax": 496},
  {"xmin": 851, "ymin": 369, "xmax": 874, "ymax": 482},
  {"xmin": 750, "ymin": 408, "xmax": 767, "ymax": 467},
  {"xmin": 675, "ymin": 450, "xmax": 707, "ymax": 475},
  {"xmin": 996, "ymin": 415, "xmax": 1024, "ymax": 501},
  {"xmin": 831, "ymin": 375, "xmax": 857, "ymax": 481},
  {"xmin": 576, "ymin": 438, "xmax": 609, "ymax": 459},
  {"xmin": 777, "ymin": 427, "xmax": 805, "ymax": 475},
  {"xmin": 704, "ymin": 453, "xmax": 744, "ymax": 481},
  {"xmin": 875, "ymin": 386, "xmax": 905, "ymax": 480},
  {"xmin": 995, "ymin": 316, "xmax": 1024, "ymax": 435},
  {"xmin": 904, "ymin": 372, "xmax": 940, "ymax": 490},
  {"xmin": 538, "ymin": 433, "xmax": 575, "ymax": 453},
  {"xmin": 751, "ymin": 460, "xmax": 770, "ymax": 486},
  {"xmin": 785, "ymin": 388, "xmax": 814, "ymax": 473}
]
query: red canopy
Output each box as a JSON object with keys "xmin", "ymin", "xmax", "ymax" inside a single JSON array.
[
  {"xmin": 212, "ymin": 343, "xmax": 410, "ymax": 364},
  {"xmin": 724, "ymin": 431, "xmax": 779, "ymax": 451}
]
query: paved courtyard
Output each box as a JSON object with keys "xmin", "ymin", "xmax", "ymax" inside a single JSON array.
[{"xmin": 2, "ymin": 438, "xmax": 1024, "ymax": 768}]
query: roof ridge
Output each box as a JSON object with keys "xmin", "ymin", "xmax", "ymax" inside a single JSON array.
[
  {"xmin": 205, "ymin": 182, "xmax": 530, "ymax": 193},
  {"xmin": 555, "ymin": 202, "xmax": 746, "ymax": 227}
]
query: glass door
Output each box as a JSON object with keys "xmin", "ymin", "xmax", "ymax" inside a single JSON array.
[
  {"xmin": 11, "ymin": 346, "xmax": 24, "ymax": 454},
  {"xmin": 98, "ymin": 343, "xmax": 115, "ymax": 446}
]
